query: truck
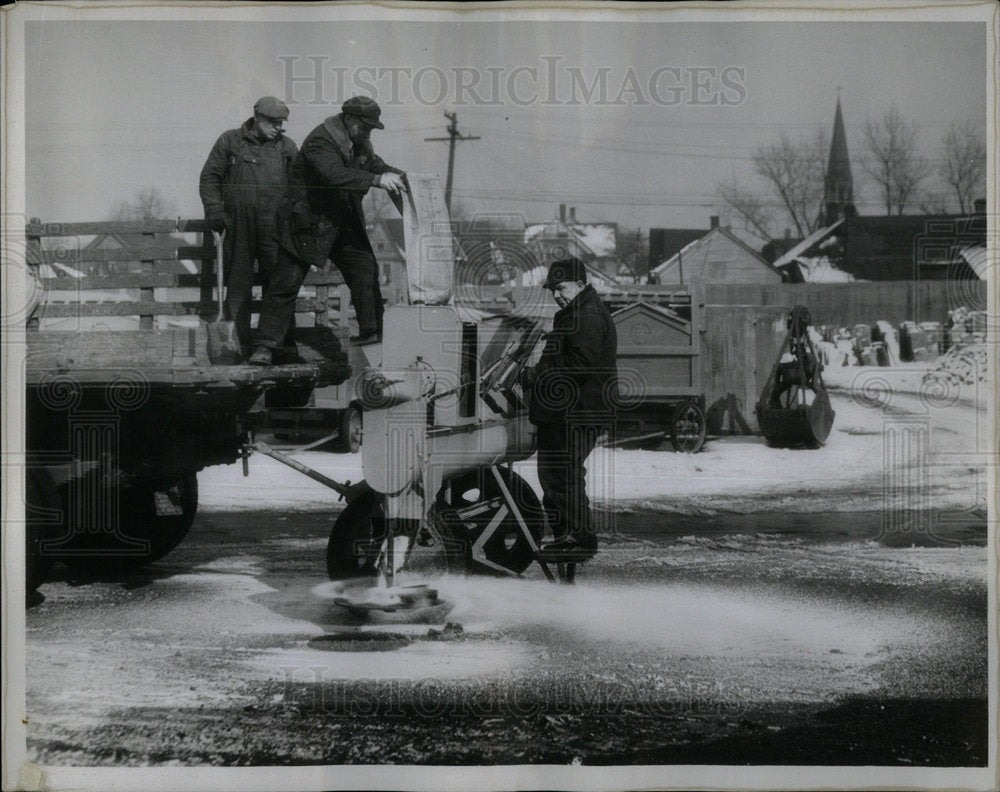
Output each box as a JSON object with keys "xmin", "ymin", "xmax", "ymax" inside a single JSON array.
[{"xmin": 21, "ymin": 217, "xmax": 351, "ymax": 592}]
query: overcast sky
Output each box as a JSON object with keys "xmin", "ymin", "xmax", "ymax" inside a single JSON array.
[{"xmin": 24, "ymin": 15, "xmax": 988, "ymax": 234}]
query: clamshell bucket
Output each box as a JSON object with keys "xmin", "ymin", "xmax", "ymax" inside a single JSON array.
[{"xmin": 755, "ymin": 306, "xmax": 835, "ymax": 448}]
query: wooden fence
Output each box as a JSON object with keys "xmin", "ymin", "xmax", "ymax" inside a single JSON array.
[
  {"xmin": 25, "ymin": 218, "xmax": 351, "ymax": 330},
  {"xmin": 703, "ymin": 281, "xmax": 987, "ymax": 328}
]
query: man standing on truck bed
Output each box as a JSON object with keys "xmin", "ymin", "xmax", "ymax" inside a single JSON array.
[
  {"xmin": 199, "ymin": 96, "xmax": 298, "ymax": 359},
  {"xmin": 250, "ymin": 96, "xmax": 406, "ymax": 364}
]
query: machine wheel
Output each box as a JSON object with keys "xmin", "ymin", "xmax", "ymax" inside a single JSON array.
[
  {"xmin": 433, "ymin": 467, "xmax": 544, "ymax": 576},
  {"xmin": 26, "ymin": 468, "xmax": 60, "ymax": 593},
  {"xmin": 55, "ymin": 473, "xmax": 198, "ymax": 574},
  {"xmin": 326, "ymin": 487, "xmax": 386, "ymax": 579},
  {"xmin": 670, "ymin": 401, "xmax": 706, "ymax": 453},
  {"xmin": 338, "ymin": 405, "xmax": 363, "ymax": 454}
]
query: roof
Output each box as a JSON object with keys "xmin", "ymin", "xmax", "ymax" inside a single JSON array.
[
  {"xmin": 773, "ymin": 219, "xmax": 844, "ymax": 267},
  {"xmin": 648, "ymin": 228, "xmax": 706, "ymax": 269},
  {"xmin": 651, "ymin": 226, "xmax": 778, "ymax": 277},
  {"xmin": 958, "ymin": 245, "xmax": 988, "ymax": 280},
  {"xmin": 524, "ymin": 217, "xmax": 617, "ymax": 258}
]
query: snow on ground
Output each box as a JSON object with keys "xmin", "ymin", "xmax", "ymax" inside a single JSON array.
[{"xmin": 198, "ymin": 363, "xmax": 987, "ymax": 515}]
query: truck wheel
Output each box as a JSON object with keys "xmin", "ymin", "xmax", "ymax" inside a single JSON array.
[
  {"xmin": 670, "ymin": 401, "xmax": 706, "ymax": 453},
  {"xmin": 26, "ymin": 468, "xmax": 60, "ymax": 593},
  {"xmin": 338, "ymin": 406, "xmax": 362, "ymax": 454},
  {"xmin": 327, "ymin": 486, "xmax": 385, "ymax": 579},
  {"xmin": 56, "ymin": 473, "xmax": 198, "ymax": 574},
  {"xmin": 433, "ymin": 467, "xmax": 544, "ymax": 575}
]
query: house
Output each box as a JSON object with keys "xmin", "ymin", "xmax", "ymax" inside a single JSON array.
[
  {"xmin": 772, "ymin": 204, "xmax": 987, "ymax": 281},
  {"xmin": 649, "ymin": 220, "xmax": 782, "ymax": 285},
  {"xmin": 524, "ymin": 205, "xmax": 619, "ymax": 277}
]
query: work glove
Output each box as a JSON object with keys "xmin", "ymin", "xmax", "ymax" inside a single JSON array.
[
  {"xmin": 208, "ymin": 210, "xmax": 229, "ymax": 233},
  {"xmin": 519, "ymin": 366, "xmax": 537, "ymax": 390}
]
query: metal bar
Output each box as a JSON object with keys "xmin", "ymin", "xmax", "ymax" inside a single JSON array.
[
  {"xmin": 250, "ymin": 441, "xmax": 351, "ymax": 497},
  {"xmin": 489, "ymin": 465, "xmax": 557, "ymax": 583}
]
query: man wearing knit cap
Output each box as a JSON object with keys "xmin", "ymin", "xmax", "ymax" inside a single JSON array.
[
  {"xmin": 528, "ymin": 257, "xmax": 619, "ymax": 563},
  {"xmin": 254, "ymin": 95, "xmax": 406, "ymax": 362},
  {"xmin": 199, "ymin": 96, "xmax": 297, "ymax": 357}
]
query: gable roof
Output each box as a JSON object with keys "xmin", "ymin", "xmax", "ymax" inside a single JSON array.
[
  {"xmin": 524, "ymin": 216, "xmax": 618, "ymax": 258},
  {"xmin": 773, "ymin": 219, "xmax": 844, "ymax": 267},
  {"xmin": 651, "ymin": 225, "xmax": 778, "ymax": 277}
]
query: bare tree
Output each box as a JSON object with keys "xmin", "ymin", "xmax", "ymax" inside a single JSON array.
[
  {"xmin": 940, "ymin": 120, "xmax": 986, "ymax": 214},
  {"xmin": 615, "ymin": 227, "xmax": 648, "ymax": 283},
  {"xmin": 715, "ymin": 177, "xmax": 776, "ymax": 240},
  {"xmin": 752, "ymin": 129, "xmax": 828, "ymax": 237},
  {"xmin": 860, "ymin": 106, "xmax": 932, "ymax": 216},
  {"xmin": 110, "ymin": 187, "xmax": 177, "ymax": 221},
  {"xmin": 716, "ymin": 129, "xmax": 826, "ymax": 240}
]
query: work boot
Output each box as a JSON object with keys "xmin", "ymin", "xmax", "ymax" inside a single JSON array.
[
  {"xmin": 536, "ymin": 535, "xmax": 597, "ymax": 563},
  {"xmin": 248, "ymin": 347, "xmax": 273, "ymax": 366},
  {"xmin": 349, "ymin": 331, "xmax": 382, "ymax": 345}
]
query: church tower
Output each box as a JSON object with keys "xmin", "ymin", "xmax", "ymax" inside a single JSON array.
[{"xmin": 823, "ymin": 96, "xmax": 854, "ymax": 226}]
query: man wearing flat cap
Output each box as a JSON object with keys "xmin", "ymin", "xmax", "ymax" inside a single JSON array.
[
  {"xmin": 199, "ymin": 96, "xmax": 298, "ymax": 357},
  {"xmin": 253, "ymin": 95, "xmax": 406, "ymax": 363},
  {"xmin": 528, "ymin": 257, "xmax": 619, "ymax": 563}
]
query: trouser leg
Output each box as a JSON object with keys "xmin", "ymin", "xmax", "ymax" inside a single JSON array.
[
  {"xmin": 330, "ymin": 237, "xmax": 383, "ymax": 336},
  {"xmin": 256, "ymin": 247, "xmax": 308, "ymax": 351},
  {"xmin": 222, "ymin": 205, "xmax": 257, "ymax": 353},
  {"xmin": 253, "ymin": 212, "xmax": 297, "ymax": 354},
  {"xmin": 535, "ymin": 422, "xmax": 601, "ymax": 547}
]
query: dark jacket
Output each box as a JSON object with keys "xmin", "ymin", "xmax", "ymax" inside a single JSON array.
[
  {"xmin": 273, "ymin": 114, "xmax": 403, "ymax": 267},
  {"xmin": 529, "ymin": 284, "xmax": 619, "ymax": 424},
  {"xmin": 199, "ymin": 118, "xmax": 297, "ymax": 215}
]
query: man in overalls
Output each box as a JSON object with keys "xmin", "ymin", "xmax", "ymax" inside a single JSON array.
[{"xmin": 199, "ymin": 96, "xmax": 298, "ymax": 358}]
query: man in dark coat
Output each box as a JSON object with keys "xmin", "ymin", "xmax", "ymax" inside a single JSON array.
[
  {"xmin": 250, "ymin": 96, "xmax": 405, "ymax": 364},
  {"xmin": 199, "ymin": 96, "xmax": 297, "ymax": 356},
  {"xmin": 529, "ymin": 258, "xmax": 619, "ymax": 562}
]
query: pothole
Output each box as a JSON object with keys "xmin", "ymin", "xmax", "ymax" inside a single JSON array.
[{"xmin": 307, "ymin": 631, "xmax": 413, "ymax": 652}]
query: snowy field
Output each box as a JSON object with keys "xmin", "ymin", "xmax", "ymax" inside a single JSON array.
[{"xmin": 199, "ymin": 363, "xmax": 988, "ymax": 516}]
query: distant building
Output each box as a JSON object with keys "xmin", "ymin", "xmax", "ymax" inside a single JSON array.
[
  {"xmin": 649, "ymin": 222, "xmax": 782, "ymax": 285},
  {"xmin": 823, "ymin": 97, "xmax": 855, "ymax": 226},
  {"xmin": 524, "ymin": 204, "xmax": 619, "ymax": 277},
  {"xmin": 771, "ymin": 204, "xmax": 986, "ymax": 281}
]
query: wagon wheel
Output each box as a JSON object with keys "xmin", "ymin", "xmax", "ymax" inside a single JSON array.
[
  {"xmin": 337, "ymin": 405, "xmax": 363, "ymax": 454},
  {"xmin": 54, "ymin": 473, "xmax": 199, "ymax": 575},
  {"xmin": 433, "ymin": 467, "xmax": 544, "ymax": 575},
  {"xmin": 670, "ymin": 401, "xmax": 706, "ymax": 453},
  {"xmin": 326, "ymin": 486, "xmax": 387, "ymax": 579}
]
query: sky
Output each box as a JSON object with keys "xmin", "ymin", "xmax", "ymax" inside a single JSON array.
[{"xmin": 22, "ymin": 14, "xmax": 989, "ymax": 236}]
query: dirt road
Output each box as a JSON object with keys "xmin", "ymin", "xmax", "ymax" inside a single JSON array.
[{"xmin": 24, "ymin": 507, "xmax": 987, "ymax": 767}]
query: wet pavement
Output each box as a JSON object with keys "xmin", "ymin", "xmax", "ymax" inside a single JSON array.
[{"xmin": 24, "ymin": 508, "xmax": 988, "ymax": 767}]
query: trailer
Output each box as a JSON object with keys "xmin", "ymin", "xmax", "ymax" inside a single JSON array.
[{"xmin": 21, "ymin": 218, "xmax": 351, "ymax": 591}]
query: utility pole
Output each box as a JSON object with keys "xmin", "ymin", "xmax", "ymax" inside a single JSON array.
[{"xmin": 424, "ymin": 112, "xmax": 480, "ymax": 214}]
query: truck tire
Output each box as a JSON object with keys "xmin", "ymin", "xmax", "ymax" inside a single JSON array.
[
  {"xmin": 338, "ymin": 405, "xmax": 362, "ymax": 454},
  {"xmin": 55, "ymin": 473, "xmax": 199, "ymax": 575},
  {"xmin": 26, "ymin": 468, "xmax": 60, "ymax": 593}
]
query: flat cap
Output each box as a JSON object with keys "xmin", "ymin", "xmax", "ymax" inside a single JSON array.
[
  {"xmin": 254, "ymin": 96, "xmax": 289, "ymax": 120},
  {"xmin": 544, "ymin": 257, "xmax": 589, "ymax": 290},
  {"xmin": 341, "ymin": 95, "xmax": 384, "ymax": 129}
]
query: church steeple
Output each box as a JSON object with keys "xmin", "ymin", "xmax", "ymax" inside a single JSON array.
[{"xmin": 823, "ymin": 95, "xmax": 854, "ymax": 226}]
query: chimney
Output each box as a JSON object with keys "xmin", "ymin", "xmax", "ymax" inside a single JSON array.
[
  {"xmin": 784, "ymin": 228, "xmax": 791, "ymax": 240},
  {"xmin": 559, "ymin": 204, "xmax": 566, "ymax": 223},
  {"xmin": 569, "ymin": 207, "xmax": 576, "ymax": 223},
  {"xmin": 974, "ymin": 198, "xmax": 986, "ymax": 215},
  {"xmin": 709, "ymin": 215, "xmax": 719, "ymax": 229}
]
